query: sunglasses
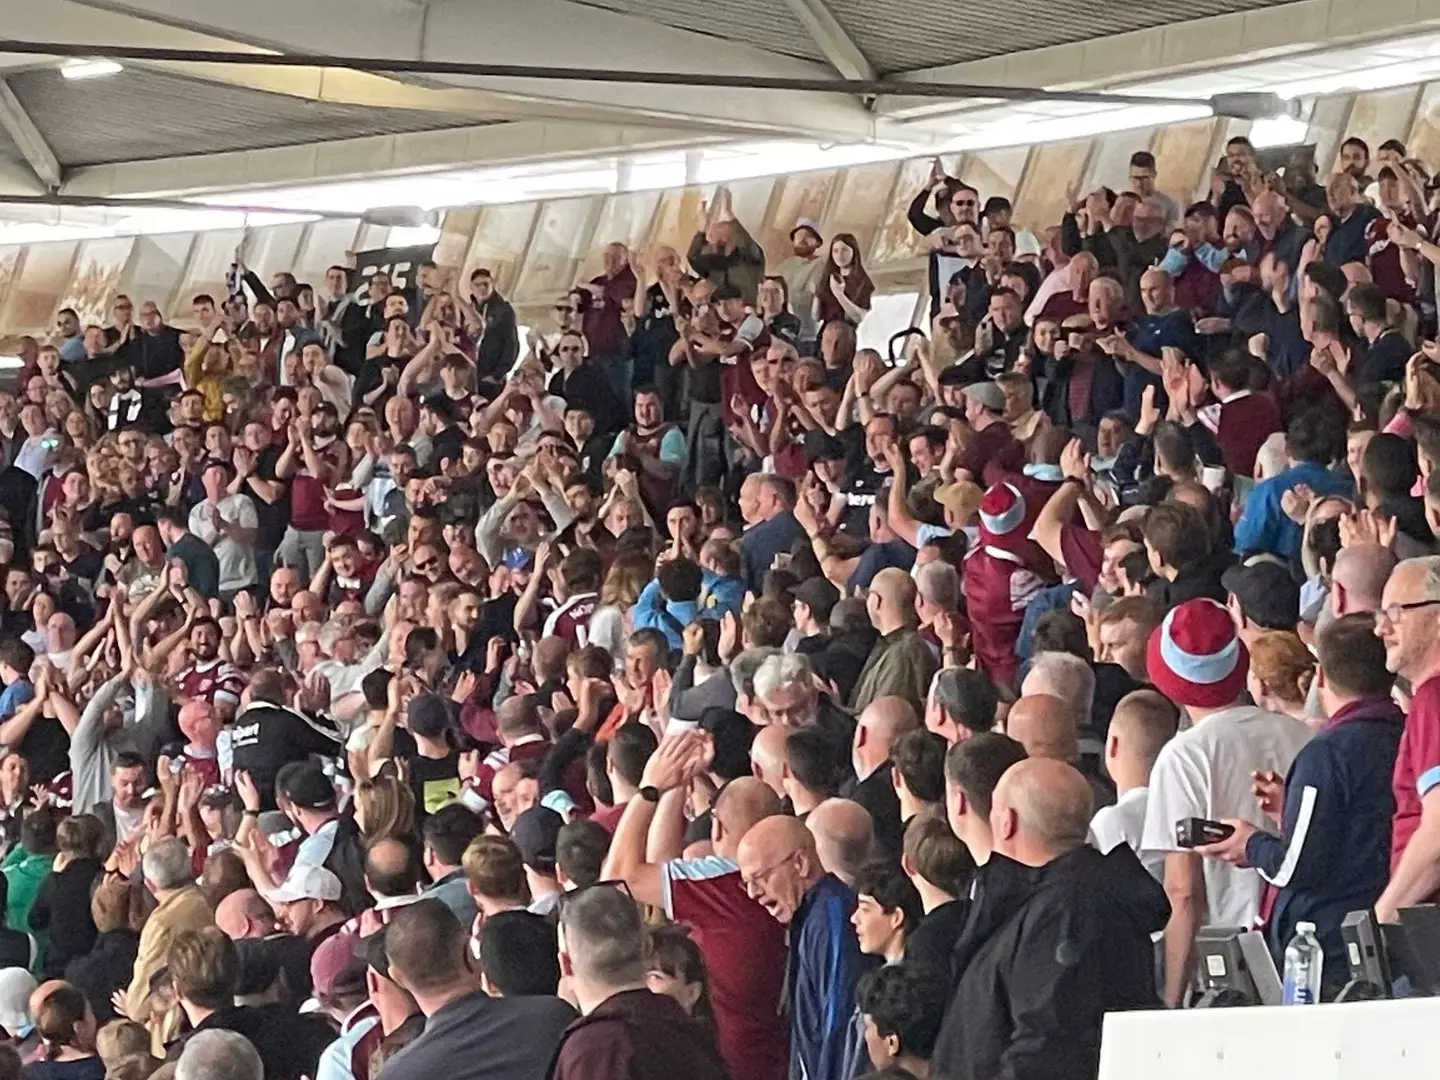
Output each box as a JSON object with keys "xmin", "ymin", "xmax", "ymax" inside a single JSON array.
[{"xmin": 555, "ymin": 305, "xmax": 576, "ymax": 314}]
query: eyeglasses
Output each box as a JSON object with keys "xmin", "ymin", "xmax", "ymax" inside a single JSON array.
[
  {"xmin": 414, "ymin": 558, "xmax": 438, "ymax": 572},
  {"xmin": 1378, "ymin": 599, "xmax": 1440, "ymax": 623},
  {"xmin": 741, "ymin": 854, "xmax": 795, "ymax": 895}
]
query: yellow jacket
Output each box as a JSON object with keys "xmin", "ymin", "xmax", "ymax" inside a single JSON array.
[
  {"xmin": 124, "ymin": 884, "xmax": 214, "ymax": 1024},
  {"xmin": 183, "ymin": 337, "xmax": 227, "ymax": 423}
]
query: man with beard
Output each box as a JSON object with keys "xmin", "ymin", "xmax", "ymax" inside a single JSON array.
[
  {"xmin": 177, "ymin": 619, "xmax": 245, "ymax": 724},
  {"xmin": 777, "ymin": 219, "xmax": 826, "ymax": 348},
  {"xmin": 115, "ymin": 299, "xmax": 185, "ymax": 382},
  {"xmin": 609, "ymin": 387, "xmax": 684, "ymax": 519},
  {"xmin": 277, "ymin": 404, "xmax": 347, "ymax": 582},
  {"xmin": 105, "ymin": 361, "xmax": 169, "ymax": 433}
]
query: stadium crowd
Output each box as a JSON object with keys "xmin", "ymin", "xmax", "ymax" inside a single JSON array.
[{"xmin": 0, "ymin": 130, "xmax": 1431, "ymax": 1080}]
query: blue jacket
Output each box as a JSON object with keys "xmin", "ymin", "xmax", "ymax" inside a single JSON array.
[
  {"xmin": 1233, "ymin": 461, "xmax": 1352, "ymax": 560},
  {"xmin": 1246, "ymin": 696, "xmax": 1402, "ymax": 994},
  {"xmin": 630, "ymin": 578, "xmax": 700, "ymax": 650},
  {"xmin": 698, "ymin": 570, "xmax": 743, "ymax": 620},
  {"xmin": 741, "ymin": 511, "xmax": 806, "ymax": 594},
  {"xmin": 786, "ymin": 874, "xmax": 876, "ymax": 1080}
]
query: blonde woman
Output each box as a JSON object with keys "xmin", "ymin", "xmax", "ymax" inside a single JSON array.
[
  {"xmin": 354, "ymin": 766, "xmax": 417, "ymax": 844},
  {"xmin": 589, "ymin": 555, "xmax": 652, "ymax": 658}
]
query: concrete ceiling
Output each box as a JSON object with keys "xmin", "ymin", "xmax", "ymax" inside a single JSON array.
[{"xmin": 0, "ymin": 0, "xmax": 1434, "ymax": 201}]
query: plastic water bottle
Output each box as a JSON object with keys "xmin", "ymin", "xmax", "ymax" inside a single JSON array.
[{"xmin": 1282, "ymin": 921, "xmax": 1324, "ymax": 1004}]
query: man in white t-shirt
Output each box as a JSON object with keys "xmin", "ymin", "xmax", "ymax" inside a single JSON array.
[
  {"xmin": 1139, "ymin": 599, "xmax": 1311, "ymax": 1006},
  {"xmin": 189, "ymin": 459, "xmax": 259, "ymax": 598},
  {"xmin": 1090, "ymin": 688, "xmax": 1178, "ymax": 881}
]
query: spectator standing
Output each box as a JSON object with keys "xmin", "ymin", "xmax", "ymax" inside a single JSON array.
[
  {"xmin": 931, "ymin": 760, "xmax": 1167, "ymax": 1080},
  {"xmin": 550, "ymin": 885, "xmax": 726, "ymax": 1080},
  {"xmin": 1199, "ymin": 613, "xmax": 1401, "ymax": 995},
  {"xmin": 1375, "ymin": 556, "xmax": 1440, "ymax": 918},
  {"xmin": 736, "ymin": 815, "xmax": 874, "ymax": 1080},
  {"xmin": 1139, "ymin": 599, "xmax": 1311, "ymax": 1006},
  {"xmin": 374, "ymin": 901, "xmax": 574, "ymax": 1080}
]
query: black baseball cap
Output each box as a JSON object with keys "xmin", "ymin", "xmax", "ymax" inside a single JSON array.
[
  {"xmin": 277, "ymin": 762, "xmax": 335, "ymax": 811},
  {"xmin": 510, "ymin": 807, "xmax": 564, "ymax": 875},
  {"xmin": 1221, "ymin": 557, "xmax": 1300, "ymax": 631}
]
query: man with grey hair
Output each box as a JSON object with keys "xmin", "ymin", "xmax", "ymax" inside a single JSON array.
[
  {"xmin": 125, "ymin": 836, "xmax": 214, "ymax": 1020},
  {"xmin": 931, "ymin": 759, "xmax": 1168, "ymax": 1080},
  {"xmin": 177, "ymin": 1029, "xmax": 264, "ymax": 1080},
  {"xmin": 1021, "ymin": 651, "xmax": 1097, "ymax": 730},
  {"xmin": 721, "ymin": 646, "xmax": 780, "ymax": 724},
  {"xmin": 1375, "ymin": 556, "xmax": 1440, "ymax": 921},
  {"xmin": 553, "ymin": 886, "xmax": 727, "ymax": 1079},
  {"xmin": 914, "ymin": 561, "xmax": 961, "ymax": 658},
  {"xmin": 753, "ymin": 652, "xmax": 854, "ymax": 743}
]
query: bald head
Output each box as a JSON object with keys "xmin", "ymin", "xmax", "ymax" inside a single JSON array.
[
  {"xmin": 991, "ymin": 759, "xmax": 1093, "ymax": 865},
  {"xmin": 869, "ymin": 569, "xmax": 917, "ymax": 628},
  {"xmin": 857, "ymin": 697, "xmax": 919, "ymax": 742},
  {"xmin": 736, "ymin": 813, "xmax": 822, "ymax": 924},
  {"xmin": 215, "ymin": 889, "xmax": 275, "ymax": 940},
  {"xmin": 738, "ymin": 813, "xmax": 815, "ymax": 867},
  {"xmin": 750, "ymin": 726, "xmax": 789, "ymax": 799},
  {"xmin": 1332, "ymin": 544, "xmax": 1397, "ymax": 615},
  {"xmin": 713, "ymin": 776, "xmax": 783, "ymax": 860},
  {"xmin": 805, "ymin": 799, "xmax": 874, "ymax": 885},
  {"xmin": 854, "ymin": 696, "xmax": 920, "ymax": 777},
  {"xmin": 1005, "ymin": 694, "xmax": 1078, "ymax": 762}
]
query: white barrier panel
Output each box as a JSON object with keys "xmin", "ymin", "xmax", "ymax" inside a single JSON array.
[{"xmin": 1100, "ymin": 998, "xmax": 1440, "ymax": 1080}]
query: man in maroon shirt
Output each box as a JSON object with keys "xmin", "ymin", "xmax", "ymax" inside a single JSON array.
[
  {"xmin": 601, "ymin": 733, "xmax": 789, "ymax": 1080},
  {"xmin": 582, "ymin": 243, "xmax": 638, "ymax": 400},
  {"xmin": 957, "ymin": 382, "xmax": 1024, "ymax": 488}
]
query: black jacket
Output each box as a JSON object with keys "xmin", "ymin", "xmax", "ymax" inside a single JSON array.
[
  {"xmin": 66, "ymin": 930, "xmax": 140, "ymax": 1024},
  {"xmin": 228, "ymin": 700, "xmax": 345, "ymax": 810},
  {"xmin": 846, "ymin": 765, "xmax": 903, "ymax": 859},
  {"xmin": 30, "ymin": 857, "xmax": 101, "ymax": 976},
  {"xmin": 473, "ymin": 293, "xmax": 520, "ymax": 383},
  {"xmin": 931, "ymin": 845, "xmax": 1169, "ymax": 1080},
  {"xmin": 167, "ymin": 1004, "xmax": 336, "ymax": 1080}
]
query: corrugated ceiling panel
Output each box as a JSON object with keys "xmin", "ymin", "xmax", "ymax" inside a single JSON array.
[
  {"xmin": 565, "ymin": 0, "xmax": 828, "ymax": 62},
  {"xmin": 825, "ymin": 0, "xmax": 1313, "ymax": 75},
  {"xmin": 6, "ymin": 68, "xmax": 495, "ymax": 168}
]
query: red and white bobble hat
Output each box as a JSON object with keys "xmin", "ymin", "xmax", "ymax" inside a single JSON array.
[
  {"xmin": 1146, "ymin": 597, "xmax": 1250, "ymax": 708},
  {"xmin": 977, "ymin": 482, "xmax": 1028, "ymax": 551}
]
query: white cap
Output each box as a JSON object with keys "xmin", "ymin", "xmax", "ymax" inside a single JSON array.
[
  {"xmin": 1296, "ymin": 922, "xmax": 1316, "ymax": 933},
  {"xmin": 269, "ymin": 864, "xmax": 342, "ymax": 904}
]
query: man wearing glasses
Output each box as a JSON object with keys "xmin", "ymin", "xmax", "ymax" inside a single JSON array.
[{"xmin": 1375, "ymin": 556, "xmax": 1440, "ymax": 920}]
